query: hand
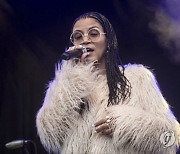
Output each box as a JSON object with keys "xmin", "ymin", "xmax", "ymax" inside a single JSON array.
[
  {"xmin": 93, "ymin": 116, "xmax": 113, "ymax": 136},
  {"xmin": 67, "ymin": 45, "xmax": 90, "ymax": 64},
  {"xmin": 80, "ymin": 51, "xmax": 90, "ymax": 64}
]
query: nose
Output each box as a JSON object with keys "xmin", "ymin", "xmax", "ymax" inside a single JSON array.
[{"xmin": 81, "ymin": 35, "xmax": 91, "ymax": 45}]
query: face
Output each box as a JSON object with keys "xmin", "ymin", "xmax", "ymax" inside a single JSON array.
[{"xmin": 72, "ymin": 18, "xmax": 107, "ymax": 68}]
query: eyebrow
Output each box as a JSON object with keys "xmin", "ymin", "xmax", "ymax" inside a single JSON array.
[
  {"xmin": 89, "ymin": 26, "xmax": 100, "ymax": 30},
  {"xmin": 73, "ymin": 26, "xmax": 100, "ymax": 33}
]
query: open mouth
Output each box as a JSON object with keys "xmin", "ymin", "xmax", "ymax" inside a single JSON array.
[{"xmin": 86, "ymin": 48, "xmax": 94, "ymax": 52}]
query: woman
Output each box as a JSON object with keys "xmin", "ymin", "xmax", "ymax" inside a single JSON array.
[{"xmin": 36, "ymin": 12, "xmax": 180, "ymax": 154}]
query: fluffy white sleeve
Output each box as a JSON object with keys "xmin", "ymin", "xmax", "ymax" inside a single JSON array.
[
  {"xmin": 36, "ymin": 61, "xmax": 97, "ymax": 153},
  {"xmin": 107, "ymin": 64, "xmax": 180, "ymax": 154}
]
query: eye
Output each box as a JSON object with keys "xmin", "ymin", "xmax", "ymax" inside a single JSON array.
[
  {"xmin": 73, "ymin": 32, "xmax": 83, "ymax": 40},
  {"xmin": 89, "ymin": 29, "xmax": 100, "ymax": 38}
]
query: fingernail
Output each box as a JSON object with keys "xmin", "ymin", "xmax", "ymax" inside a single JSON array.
[
  {"xmin": 79, "ymin": 45, "xmax": 83, "ymax": 48},
  {"xmin": 106, "ymin": 119, "xmax": 111, "ymax": 123},
  {"xmin": 106, "ymin": 116, "xmax": 110, "ymax": 119}
]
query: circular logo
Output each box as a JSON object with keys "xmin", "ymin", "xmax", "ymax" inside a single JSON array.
[{"xmin": 160, "ymin": 131, "xmax": 175, "ymax": 148}]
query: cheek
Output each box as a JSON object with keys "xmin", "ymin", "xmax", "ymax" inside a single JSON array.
[{"xmin": 96, "ymin": 41, "xmax": 107, "ymax": 58}]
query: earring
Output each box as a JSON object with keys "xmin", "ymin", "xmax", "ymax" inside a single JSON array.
[{"xmin": 107, "ymin": 45, "xmax": 110, "ymax": 51}]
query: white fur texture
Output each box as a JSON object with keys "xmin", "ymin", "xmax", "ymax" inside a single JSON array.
[{"xmin": 36, "ymin": 61, "xmax": 180, "ymax": 154}]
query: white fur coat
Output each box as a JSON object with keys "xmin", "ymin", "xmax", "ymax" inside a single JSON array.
[{"xmin": 36, "ymin": 61, "xmax": 180, "ymax": 154}]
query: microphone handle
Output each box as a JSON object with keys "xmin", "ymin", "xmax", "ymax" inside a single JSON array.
[{"xmin": 5, "ymin": 140, "xmax": 28, "ymax": 149}]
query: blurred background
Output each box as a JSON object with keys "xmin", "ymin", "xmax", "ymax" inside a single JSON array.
[{"xmin": 0, "ymin": 0, "xmax": 180, "ymax": 153}]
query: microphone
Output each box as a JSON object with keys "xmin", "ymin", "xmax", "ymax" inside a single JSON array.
[
  {"xmin": 5, "ymin": 140, "xmax": 29, "ymax": 149},
  {"xmin": 61, "ymin": 47, "xmax": 87, "ymax": 60}
]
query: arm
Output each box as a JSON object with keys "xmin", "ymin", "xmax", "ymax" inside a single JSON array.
[
  {"xmin": 36, "ymin": 61, "xmax": 96, "ymax": 153},
  {"xmin": 107, "ymin": 64, "xmax": 180, "ymax": 153}
]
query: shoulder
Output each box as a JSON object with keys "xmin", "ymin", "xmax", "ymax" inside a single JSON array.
[
  {"xmin": 123, "ymin": 63, "xmax": 154, "ymax": 76},
  {"xmin": 122, "ymin": 63, "xmax": 157, "ymax": 84},
  {"xmin": 124, "ymin": 63, "xmax": 153, "ymax": 74}
]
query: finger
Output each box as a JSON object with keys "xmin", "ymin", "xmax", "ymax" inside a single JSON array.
[
  {"xmin": 101, "ymin": 128, "xmax": 113, "ymax": 135},
  {"xmin": 80, "ymin": 52, "xmax": 90, "ymax": 63},
  {"xmin": 67, "ymin": 45, "xmax": 83, "ymax": 52},
  {"xmin": 95, "ymin": 123, "xmax": 109, "ymax": 133},
  {"xmin": 93, "ymin": 118, "xmax": 107, "ymax": 127},
  {"xmin": 66, "ymin": 46, "xmax": 75, "ymax": 52},
  {"xmin": 93, "ymin": 116, "xmax": 111, "ymax": 127}
]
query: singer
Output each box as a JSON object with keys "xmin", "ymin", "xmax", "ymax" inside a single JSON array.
[{"xmin": 36, "ymin": 12, "xmax": 180, "ymax": 153}]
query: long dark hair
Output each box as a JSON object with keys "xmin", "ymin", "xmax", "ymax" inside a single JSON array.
[{"xmin": 70, "ymin": 12, "xmax": 131, "ymax": 106}]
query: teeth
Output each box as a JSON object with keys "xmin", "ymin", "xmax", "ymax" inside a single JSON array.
[{"xmin": 87, "ymin": 48, "xmax": 93, "ymax": 52}]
